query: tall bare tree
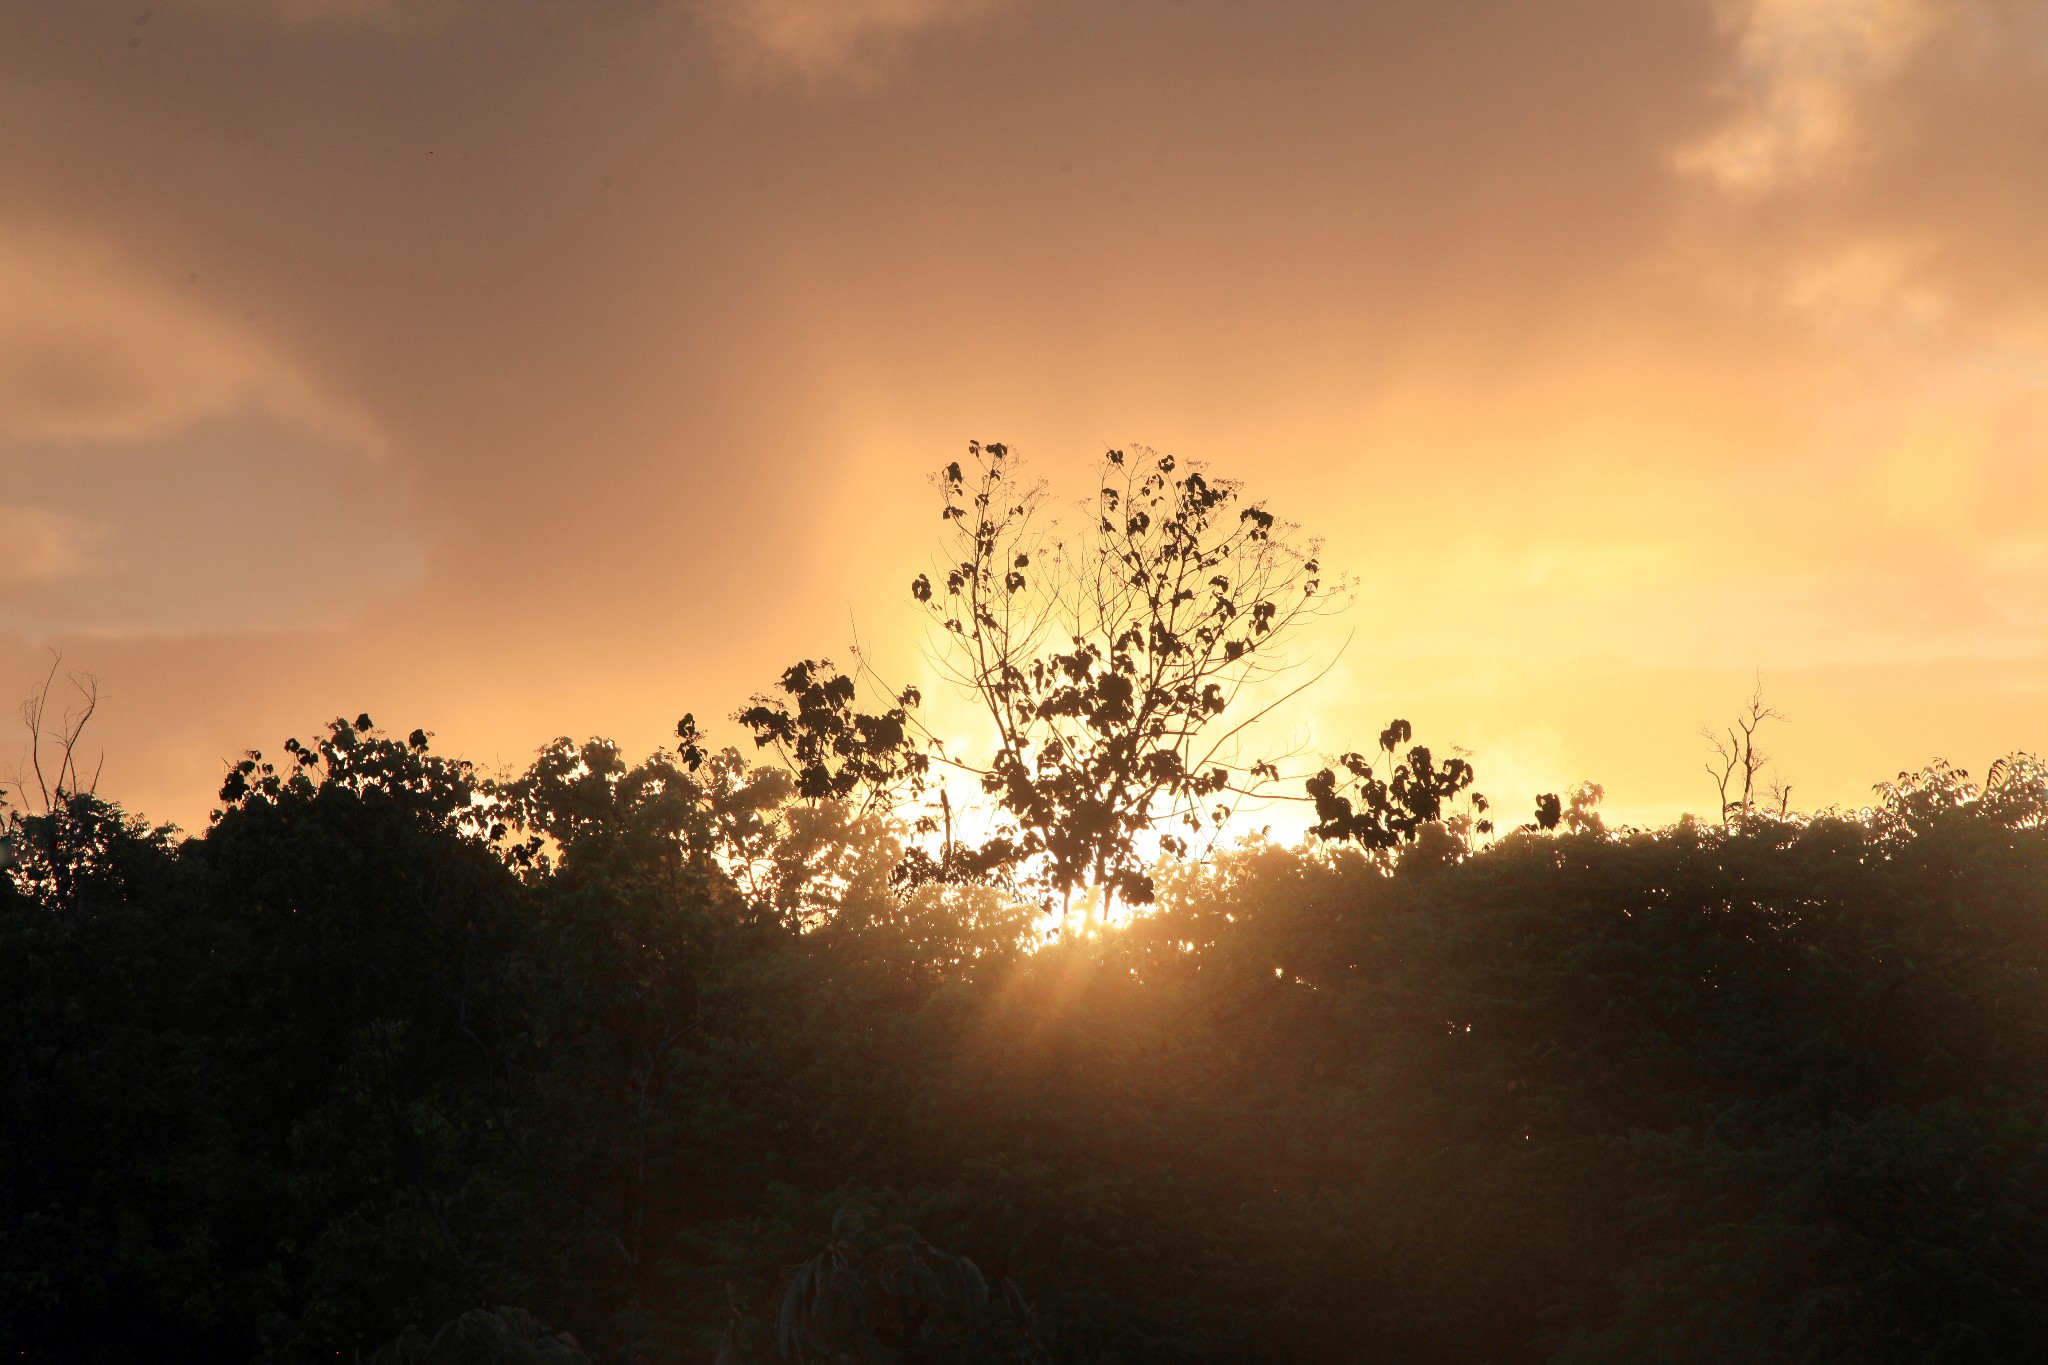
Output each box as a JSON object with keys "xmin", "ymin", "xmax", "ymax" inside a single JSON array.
[
  {"xmin": 10, "ymin": 652, "xmax": 102, "ymax": 815},
  {"xmin": 1703, "ymin": 678, "xmax": 1785, "ymax": 825}
]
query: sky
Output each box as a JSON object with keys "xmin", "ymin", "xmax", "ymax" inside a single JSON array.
[{"xmin": 2, "ymin": 0, "xmax": 2045, "ymax": 834}]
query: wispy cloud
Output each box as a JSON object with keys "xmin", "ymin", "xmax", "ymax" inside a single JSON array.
[
  {"xmin": 0, "ymin": 227, "xmax": 414, "ymax": 637},
  {"xmin": 0, "ymin": 228, "xmax": 379, "ymax": 450},
  {"xmin": 692, "ymin": 0, "xmax": 1017, "ymax": 85},
  {"xmin": 164, "ymin": 0, "xmax": 461, "ymax": 31},
  {"xmin": 1680, "ymin": 0, "xmax": 1940, "ymax": 191},
  {"xmin": 0, "ymin": 506, "xmax": 93, "ymax": 593}
]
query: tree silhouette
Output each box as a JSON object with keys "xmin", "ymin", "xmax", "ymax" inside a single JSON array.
[
  {"xmin": 1702, "ymin": 679, "xmax": 1785, "ymax": 825},
  {"xmin": 892, "ymin": 441, "xmax": 1345, "ymax": 918},
  {"xmin": 753, "ymin": 1205, "xmax": 1045, "ymax": 1365},
  {"xmin": 737, "ymin": 660, "xmax": 932, "ymax": 823},
  {"xmin": 17, "ymin": 680, "xmax": 2048, "ymax": 1362},
  {"xmin": 8, "ymin": 651, "xmax": 103, "ymax": 816},
  {"xmin": 1306, "ymin": 717, "xmax": 1493, "ymax": 852}
]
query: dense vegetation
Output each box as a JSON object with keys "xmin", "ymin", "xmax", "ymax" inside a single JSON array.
[
  {"xmin": 8, "ymin": 447, "xmax": 2046, "ymax": 1362},
  {"xmin": 7, "ymin": 707, "xmax": 2048, "ymax": 1363}
]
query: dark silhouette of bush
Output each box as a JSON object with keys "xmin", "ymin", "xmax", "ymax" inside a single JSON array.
[
  {"xmin": 371, "ymin": 1307, "xmax": 591, "ymax": 1365},
  {"xmin": 10, "ymin": 720, "xmax": 2048, "ymax": 1362}
]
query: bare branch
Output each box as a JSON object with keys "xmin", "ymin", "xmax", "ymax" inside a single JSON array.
[{"xmin": 1701, "ymin": 675, "xmax": 1788, "ymax": 825}]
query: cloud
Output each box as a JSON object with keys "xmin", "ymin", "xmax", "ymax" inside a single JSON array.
[
  {"xmin": 0, "ymin": 227, "xmax": 414, "ymax": 638},
  {"xmin": 0, "ymin": 228, "xmax": 379, "ymax": 449},
  {"xmin": 163, "ymin": 0, "xmax": 461, "ymax": 30},
  {"xmin": 0, "ymin": 506, "xmax": 93, "ymax": 593},
  {"xmin": 1780, "ymin": 235, "xmax": 1942, "ymax": 331},
  {"xmin": 1664, "ymin": 1, "xmax": 2048, "ymax": 569},
  {"xmin": 1680, "ymin": 0, "xmax": 1941, "ymax": 191},
  {"xmin": 693, "ymin": 0, "xmax": 1015, "ymax": 84},
  {"xmin": 0, "ymin": 411, "xmax": 427, "ymax": 639}
]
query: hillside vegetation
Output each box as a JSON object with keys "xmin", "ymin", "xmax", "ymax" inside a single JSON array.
[{"xmin": 7, "ymin": 714, "xmax": 2048, "ymax": 1364}]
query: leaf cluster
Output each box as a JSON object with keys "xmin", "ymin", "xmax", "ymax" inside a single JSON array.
[{"xmin": 1305, "ymin": 717, "xmax": 1491, "ymax": 851}]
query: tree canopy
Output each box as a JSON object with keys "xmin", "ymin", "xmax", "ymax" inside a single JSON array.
[
  {"xmin": 743, "ymin": 441, "xmax": 1495, "ymax": 924},
  {"xmin": 10, "ymin": 720, "xmax": 2048, "ymax": 1363}
]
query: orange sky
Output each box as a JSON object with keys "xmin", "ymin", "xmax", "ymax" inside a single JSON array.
[{"xmin": 4, "ymin": 0, "xmax": 2045, "ymax": 833}]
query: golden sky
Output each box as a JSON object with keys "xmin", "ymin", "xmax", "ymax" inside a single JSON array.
[{"xmin": 4, "ymin": 0, "xmax": 2046, "ymax": 832}]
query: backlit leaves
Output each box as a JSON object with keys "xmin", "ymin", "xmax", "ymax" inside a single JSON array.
[
  {"xmin": 899, "ymin": 440, "xmax": 1344, "ymax": 914},
  {"xmin": 1310, "ymin": 718, "xmax": 1492, "ymax": 851},
  {"xmin": 737, "ymin": 659, "xmax": 930, "ymax": 817}
]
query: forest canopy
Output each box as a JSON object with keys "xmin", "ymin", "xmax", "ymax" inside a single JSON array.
[{"xmin": 7, "ymin": 447, "xmax": 2048, "ymax": 1365}]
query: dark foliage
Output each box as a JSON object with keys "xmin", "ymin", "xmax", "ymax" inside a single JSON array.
[
  {"xmin": 1306, "ymin": 717, "xmax": 1492, "ymax": 847},
  {"xmin": 370, "ymin": 1306, "xmax": 591, "ymax": 1365},
  {"xmin": 8, "ymin": 708, "xmax": 2048, "ymax": 1363}
]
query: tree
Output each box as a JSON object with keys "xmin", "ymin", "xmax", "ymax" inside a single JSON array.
[
  {"xmin": 738, "ymin": 660, "xmax": 1012, "ymax": 896},
  {"xmin": 1560, "ymin": 780, "xmax": 1606, "ymax": 835},
  {"xmin": 742, "ymin": 442, "xmax": 1536, "ymax": 911},
  {"xmin": 1702, "ymin": 679, "xmax": 1785, "ymax": 825},
  {"xmin": 8, "ymin": 650, "xmax": 103, "ymax": 817},
  {"xmin": 879, "ymin": 441, "xmax": 1344, "ymax": 919},
  {"xmin": 202, "ymin": 716, "xmax": 542, "ymax": 1360},
  {"xmin": 713, "ymin": 1205, "xmax": 1047, "ymax": 1365},
  {"xmin": 1305, "ymin": 718, "xmax": 1493, "ymax": 852},
  {"xmin": 737, "ymin": 663, "xmax": 930, "ymax": 823}
]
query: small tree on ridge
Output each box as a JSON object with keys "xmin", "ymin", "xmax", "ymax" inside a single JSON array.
[{"xmin": 744, "ymin": 441, "xmax": 1348, "ymax": 921}]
